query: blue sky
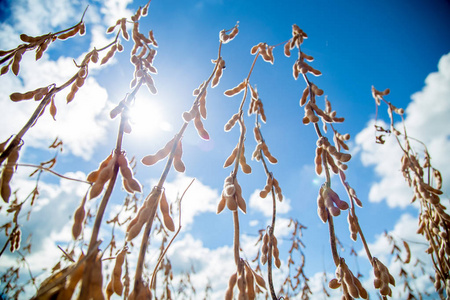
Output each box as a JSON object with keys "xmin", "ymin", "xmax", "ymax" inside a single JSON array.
[{"xmin": 0, "ymin": 0, "xmax": 449, "ymax": 299}]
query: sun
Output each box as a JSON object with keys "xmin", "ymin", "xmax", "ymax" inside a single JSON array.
[{"xmin": 127, "ymin": 96, "xmax": 173, "ymax": 139}]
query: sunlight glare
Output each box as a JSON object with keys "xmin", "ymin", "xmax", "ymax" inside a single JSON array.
[{"xmin": 128, "ymin": 97, "xmax": 173, "ymax": 138}]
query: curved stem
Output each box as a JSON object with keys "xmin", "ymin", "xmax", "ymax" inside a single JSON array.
[
  {"xmin": 267, "ymin": 196, "xmax": 278, "ymax": 299},
  {"xmin": 17, "ymin": 164, "xmax": 91, "ymax": 184},
  {"xmin": 327, "ymin": 212, "xmax": 340, "ymax": 267},
  {"xmin": 132, "ymin": 41, "xmax": 225, "ymax": 293},
  {"xmin": 233, "ymin": 211, "xmax": 240, "ymax": 266}
]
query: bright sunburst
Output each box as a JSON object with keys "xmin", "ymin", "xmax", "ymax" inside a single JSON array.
[{"xmin": 128, "ymin": 96, "xmax": 173, "ymax": 138}]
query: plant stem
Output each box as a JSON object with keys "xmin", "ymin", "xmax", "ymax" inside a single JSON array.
[{"xmin": 132, "ymin": 41, "xmax": 223, "ymax": 292}]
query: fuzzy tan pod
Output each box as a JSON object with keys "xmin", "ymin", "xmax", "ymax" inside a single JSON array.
[
  {"xmin": 118, "ymin": 153, "xmax": 142, "ymax": 193},
  {"xmin": 159, "ymin": 191, "xmax": 175, "ymax": 232},
  {"xmin": 72, "ymin": 197, "xmax": 86, "ymax": 239},
  {"xmin": 1, "ymin": 146, "xmax": 20, "ymax": 203},
  {"xmin": 142, "ymin": 137, "xmax": 175, "ymax": 166}
]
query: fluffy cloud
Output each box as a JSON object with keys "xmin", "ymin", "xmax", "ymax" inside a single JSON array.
[
  {"xmin": 8, "ymin": 0, "xmax": 78, "ymax": 37},
  {"xmin": 166, "ymin": 234, "xmax": 234, "ymax": 299},
  {"xmin": 159, "ymin": 173, "xmax": 220, "ymax": 229},
  {"xmin": 360, "ymin": 213, "xmax": 438, "ymax": 298},
  {"xmin": 0, "ymin": 0, "xmax": 142, "ymax": 161},
  {"xmin": 355, "ymin": 52, "xmax": 450, "ymax": 208},
  {"xmin": 305, "ymin": 213, "xmax": 437, "ymax": 299},
  {"xmin": 0, "ymin": 53, "xmax": 112, "ymax": 160},
  {"xmin": 100, "ymin": 0, "xmax": 134, "ymax": 26},
  {"xmin": 0, "ymin": 168, "xmax": 89, "ymax": 298}
]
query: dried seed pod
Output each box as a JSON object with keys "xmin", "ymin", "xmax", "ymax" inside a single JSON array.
[
  {"xmin": 299, "ymin": 86, "xmax": 309, "ymax": 107},
  {"xmin": 148, "ymin": 30, "xmax": 158, "ymax": 46},
  {"xmin": 292, "ymin": 61, "xmax": 300, "ymax": 80},
  {"xmin": 118, "ymin": 153, "xmax": 142, "ymax": 193},
  {"xmin": 315, "ymin": 147, "xmax": 323, "ymax": 175},
  {"xmin": 199, "ymin": 91, "xmax": 207, "ymax": 119},
  {"xmin": 433, "ymin": 168, "xmax": 442, "ymax": 190},
  {"xmin": 1, "ymin": 147, "xmax": 20, "ymax": 203},
  {"xmin": 272, "ymin": 235, "xmax": 281, "ymax": 268},
  {"xmin": 88, "ymin": 252, "xmax": 105, "ymax": 300},
  {"xmin": 87, "ymin": 154, "xmax": 113, "ymax": 182},
  {"xmin": 119, "ymin": 18, "xmax": 129, "ymax": 40},
  {"xmin": 217, "ymin": 193, "xmax": 226, "ymax": 214},
  {"xmin": 284, "ymin": 41, "xmax": 291, "ymax": 57},
  {"xmin": 234, "ymin": 179, "xmax": 246, "ymax": 213},
  {"xmin": 272, "ymin": 178, "xmax": 283, "ymax": 201},
  {"xmin": 58, "ymin": 26, "xmax": 80, "ymax": 40},
  {"xmin": 34, "ymin": 86, "xmax": 49, "ymax": 101},
  {"xmin": 260, "ymin": 232, "xmax": 269, "ymax": 265},
  {"xmin": 11, "ymin": 49, "xmax": 25, "ymax": 76},
  {"xmin": 347, "ymin": 213, "xmax": 358, "ymax": 241},
  {"xmin": 372, "ymin": 257, "xmax": 395, "ymax": 296},
  {"xmin": 141, "ymin": 137, "xmax": 176, "ymax": 166},
  {"xmin": 1, "ymin": 64, "xmax": 10, "ymax": 76},
  {"xmin": 225, "ymin": 273, "xmax": 237, "ymax": 300},
  {"xmin": 194, "ymin": 113, "xmax": 210, "ymax": 140},
  {"xmin": 127, "ymin": 206, "xmax": 151, "ymax": 241},
  {"xmin": 182, "ymin": 110, "xmax": 194, "ymax": 122},
  {"xmin": 325, "ymin": 151, "xmax": 339, "ymax": 174},
  {"xmin": 19, "ymin": 33, "xmax": 41, "ymax": 43},
  {"xmin": 91, "ymin": 49, "xmax": 99, "ymax": 63},
  {"xmin": 317, "ymin": 191, "xmax": 328, "ymax": 223},
  {"xmin": 249, "ymin": 84, "xmax": 259, "ymax": 101},
  {"xmin": 101, "ymin": 44, "xmax": 117, "ymax": 65},
  {"xmin": 108, "ymin": 248, "xmax": 126, "ymax": 296},
  {"xmin": 10, "ymin": 86, "xmax": 44, "ymax": 102},
  {"xmin": 236, "ymin": 270, "xmax": 246, "ymax": 298},
  {"xmin": 259, "ymin": 176, "xmax": 273, "ymax": 198},
  {"xmin": 89, "ymin": 155, "xmax": 116, "ymax": 200},
  {"xmin": 224, "ymin": 146, "xmax": 238, "ymax": 168},
  {"xmin": 72, "ymin": 198, "xmax": 86, "ymax": 239},
  {"xmin": 143, "ymin": 73, "xmax": 157, "ymax": 94},
  {"xmin": 225, "ymin": 191, "xmax": 237, "ymax": 211},
  {"xmin": 36, "ymin": 39, "xmax": 50, "ymax": 60},
  {"xmin": 251, "ymin": 269, "xmax": 266, "ymax": 289},
  {"xmin": 328, "ymin": 278, "xmax": 341, "ymax": 289},
  {"xmin": 160, "ymin": 191, "xmax": 175, "ymax": 232},
  {"xmin": 225, "ymin": 113, "xmax": 240, "ymax": 132},
  {"xmin": 244, "ymin": 264, "xmax": 256, "ymax": 300},
  {"xmin": 261, "ymin": 45, "xmax": 274, "ymax": 64},
  {"xmin": 239, "ymin": 150, "xmax": 252, "ymax": 174},
  {"xmin": 302, "ymin": 53, "xmax": 314, "ymax": 62},
  {"xmin": 224, "ymin": 80, "xmax": 247, "ymax": 97},
  {"xmin": 173, "ymin": 140, "xmax": 185, "ymax": 173},
  {"xmin": 250, "ymin": 43, "xmax": 262, "ymax": 55},
  {"xmin": 403, "ymin": 241, "xmax": 411, "ymax": 264},
  {"xmin": 211, "ymin": 58, "xmax": 225, "ymax": 88},
  {"xmin": 219, "ymin": 30, "xmax": 230, "ymax": 43},
  {"xmin": 261, "ymin": 143, "xmax": 277, "ymax": 164},
  {"xmin": 66, "ymin": 83, "xmax": 78, "ymax": 103}
]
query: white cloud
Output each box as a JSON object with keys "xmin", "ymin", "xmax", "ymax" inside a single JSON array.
[
  {"xmin": 0, "ymin": 168, "xmax": 90, "ymax": 298},
  {"xmin": 249, "ymin": 189, "xmax": 291, "ymax": 217},
  {"xmin": 360, "ymin": 213, "xmax": 438, "ymax": 298},
  {"xmin": 0, "ymin": 46, "xmax": 112, "ymax": 160},
  {"xmin": 157, "ymin": 174, "xmax": 220, "ymax": 229},
  {"xmin": 167, "ymin": 233, "xmax": 235, "ymax": 300},
  {"xmin": 9, "ymin": 0, "xmax": 78, "ymax": 37},
  {"xmin": 355, "ymin": 52, "xmax": 450, "ymax": 208},
  {"xmin": 100, "ymin": 0, "xmax": 134, "ymax": 26},
  {"xmin": 0, "ymin": 0, "xmax": 139, "ymax": 161},
  {"xmin": 305, "ymin": 214, "xmax": 437, "ymax": 299}
]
